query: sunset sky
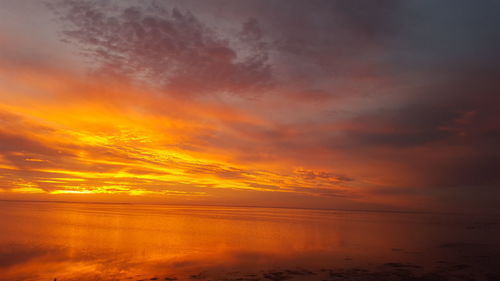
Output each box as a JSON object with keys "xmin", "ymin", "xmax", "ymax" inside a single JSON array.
[{"xmin": 0, "ymin": 0, "xmax": 499, "ymax": 213}]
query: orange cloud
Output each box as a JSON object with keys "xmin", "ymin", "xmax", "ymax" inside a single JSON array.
[{"xmin": 0, "ymin": 61, "xmax": 363, "ymax": 208}]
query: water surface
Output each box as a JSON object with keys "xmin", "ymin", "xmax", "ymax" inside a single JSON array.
[{"xmin": 1, "ymin": 201, "xmax": 499, "ymax": 280}]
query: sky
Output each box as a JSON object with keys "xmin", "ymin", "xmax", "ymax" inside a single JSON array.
[{"xmin": 0, "ymin": 0, "xmax": 499, "ymax": 213}]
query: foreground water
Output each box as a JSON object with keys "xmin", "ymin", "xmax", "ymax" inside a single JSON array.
[{"xmin": 0, "ymin": 201, "xmax": 499, "ymax": 281}]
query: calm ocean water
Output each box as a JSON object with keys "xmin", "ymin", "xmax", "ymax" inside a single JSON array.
[{"xmin": 0, "ymin": 201, "xmax": 499, "ymax": 280}]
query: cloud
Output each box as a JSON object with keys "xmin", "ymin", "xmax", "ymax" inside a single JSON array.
[
  {"xmin": 51, "ymin": 0, "xmax": 273, "ymax": 98},
  {"xmin": 1, "ymin": 0, "xmax": 499, "ymax": 212}
]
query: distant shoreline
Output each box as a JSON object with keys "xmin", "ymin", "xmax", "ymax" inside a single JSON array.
[{"xmin": 0, "ymin": 198, "xmax": 472, "ymax": 216}]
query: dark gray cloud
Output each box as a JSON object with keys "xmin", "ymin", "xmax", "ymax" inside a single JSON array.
[
  {"xmin": 51, "ymin": 0, "xmax": 273, "ymax": 97},
  {"xmin": 387, "ymin": 0, "xmax": 500, "ymax": 72}
]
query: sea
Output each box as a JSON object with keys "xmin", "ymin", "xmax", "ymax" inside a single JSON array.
[{"xmin": 1, "ymin": 201, "xmax": 499, "ymax": 280}]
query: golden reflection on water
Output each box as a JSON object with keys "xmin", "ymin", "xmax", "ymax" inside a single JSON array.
[{"xmin": 0, "ymin": 201, "xmax": 498, "ymax": 280}]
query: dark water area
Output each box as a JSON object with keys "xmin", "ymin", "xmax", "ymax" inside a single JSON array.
[{"xmin": 0, "ymin": 201, "xmax": 499, "ymax": 280}]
